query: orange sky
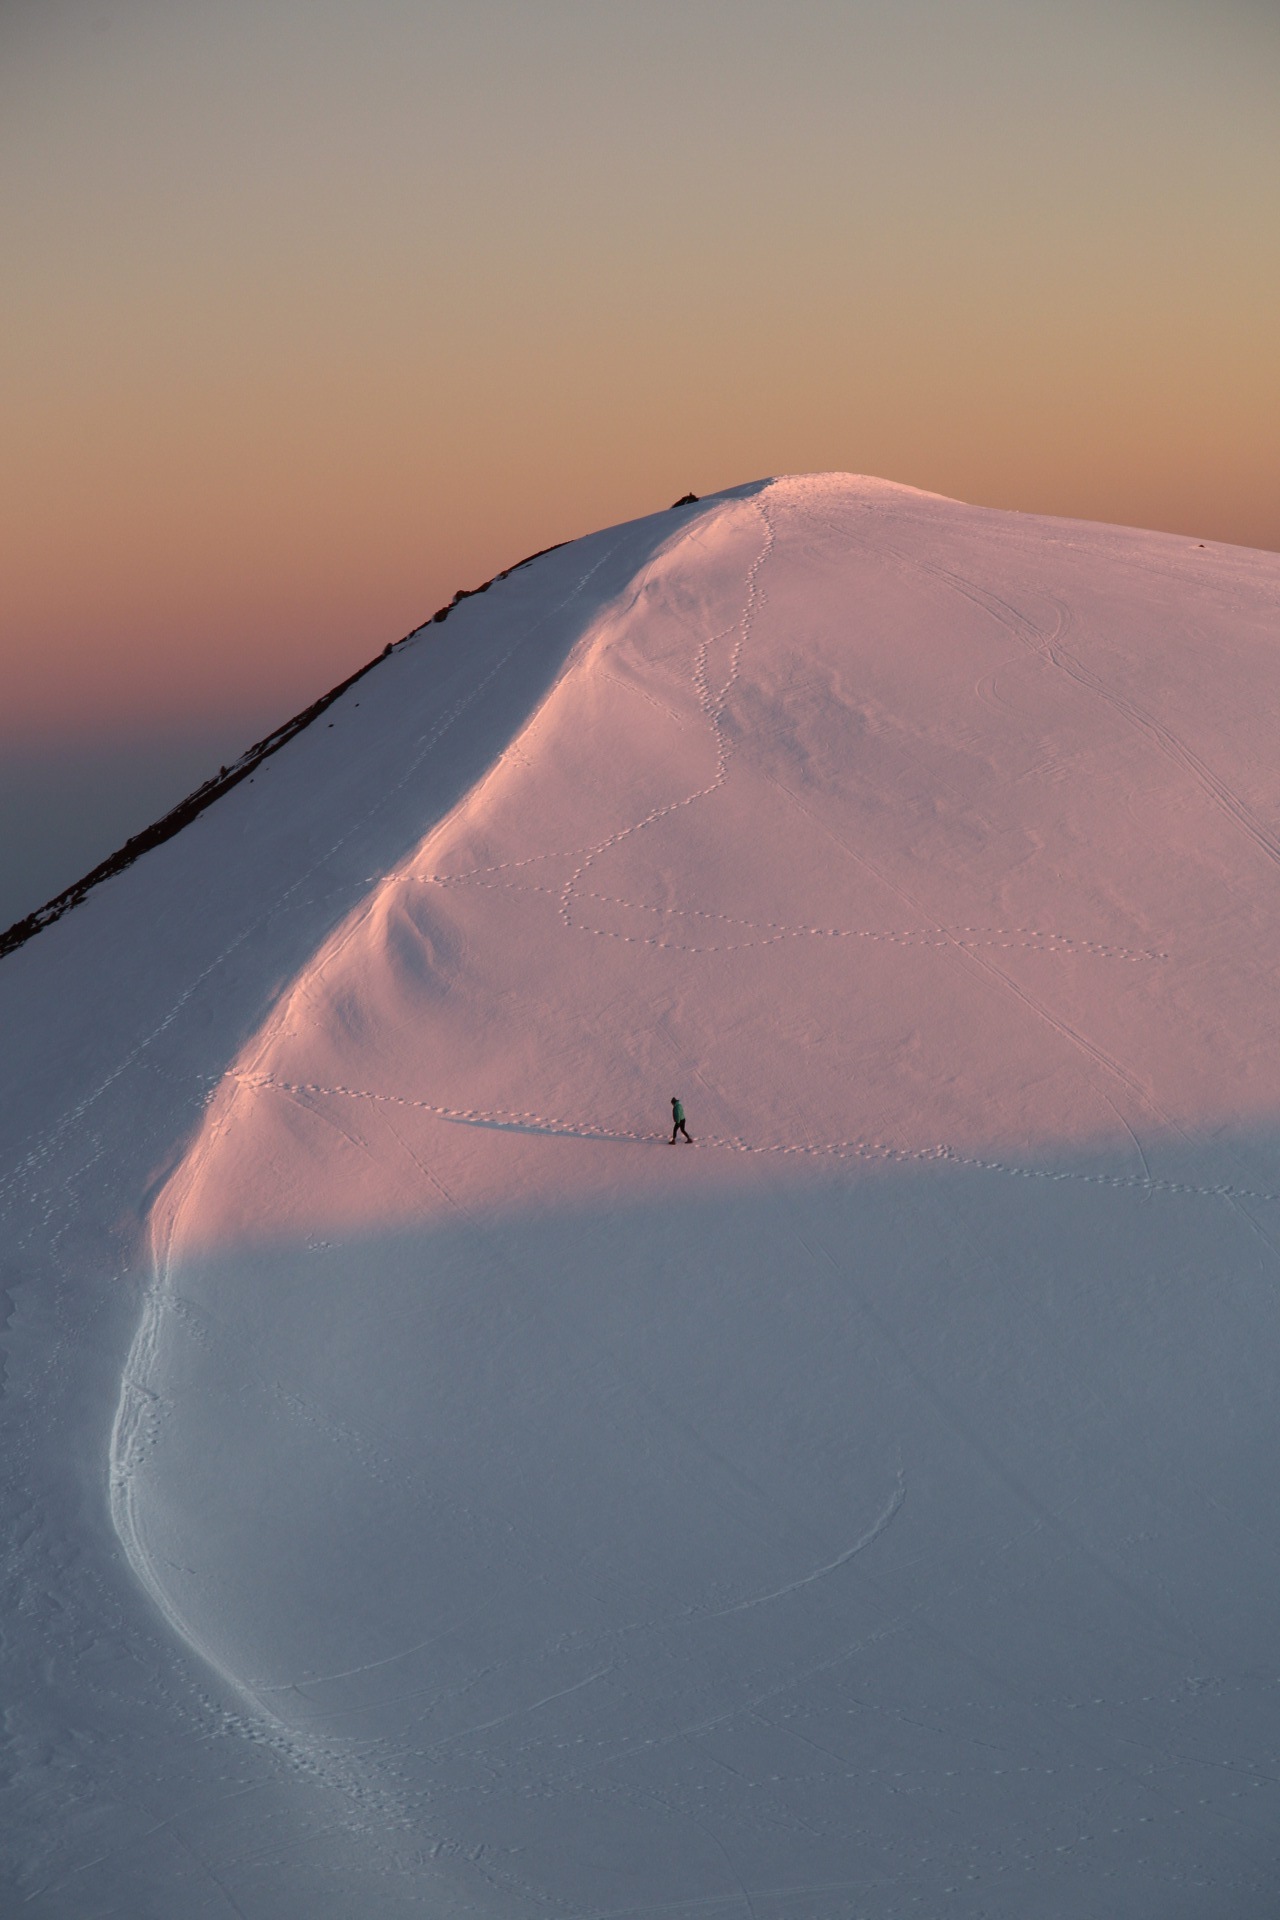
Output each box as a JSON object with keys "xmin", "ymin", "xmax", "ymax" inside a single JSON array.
[{"xmin": 2, "ymin": 0, "xmax": 1278, "ymax": 753}]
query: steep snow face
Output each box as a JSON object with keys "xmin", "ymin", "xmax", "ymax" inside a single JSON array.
[
  {"xmin": 106, "ymin": 476, "xmax": 1280, "ymax": 1915},
  {"xmin": 136, "ymin": 475, "xmax": 1279, "ymax": 1248},
  {"xmin": 0, "ymin": 498, "xmax": 714, "ymax": 1918}
]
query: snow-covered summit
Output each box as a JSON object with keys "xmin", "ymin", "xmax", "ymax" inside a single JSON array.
[{"xmin": 5, "ymin": 475, "xmax": 1280, "ymax": 1916}]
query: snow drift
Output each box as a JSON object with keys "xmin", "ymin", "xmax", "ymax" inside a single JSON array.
[{"xmin": 6, "ymin": 475, "xmax": 1280, "ymax": 1917}]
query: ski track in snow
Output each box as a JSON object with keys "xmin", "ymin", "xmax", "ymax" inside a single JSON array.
[
  {"xmin": 701, "ymin": 1472, "xmax": 907, "ymax": 1621},
  {"xmin": 414, "ymin": 878, "xmax": 1167, "ymax": 964},
  {"xmin": 416, "ymin": 502, "xmax": 1163, "ymax": 964},
  {"xmin": 234, "ymin": 1067, "xmax": 1280, "ymax": 1207}
]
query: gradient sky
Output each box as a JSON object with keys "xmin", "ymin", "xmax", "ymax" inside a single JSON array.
[{"xmin": 2, "ymin": 0, "xmax": 1278, "ymax": 923}]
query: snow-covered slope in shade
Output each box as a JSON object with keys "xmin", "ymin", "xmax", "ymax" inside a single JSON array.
[
  {"xmin": 6, "ymin": 475, "xmax": 1280, "ymax": 1917},
  {"xmin": 0, "ymin": 500, "xmax": 698, "ymax": 1918}
]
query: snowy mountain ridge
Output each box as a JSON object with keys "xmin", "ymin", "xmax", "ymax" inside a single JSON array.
[{"xmin": 5, "ymin": 474, "xmax": 1280, "ymax": 1917}]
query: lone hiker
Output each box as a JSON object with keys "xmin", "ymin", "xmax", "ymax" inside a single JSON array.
[{"xmin": 670, "ymin": 1096, "xmax": 692, "ymax": 1144}]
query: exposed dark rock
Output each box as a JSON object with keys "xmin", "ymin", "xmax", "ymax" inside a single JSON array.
[{"xmin": 1, "ymin": 535, "xmax": 572, "ymax": 962}]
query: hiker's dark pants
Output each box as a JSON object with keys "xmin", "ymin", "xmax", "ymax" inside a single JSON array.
[{"xmin": 671, "ymin": 1120, "xmax": 691, "ymax": 1143}]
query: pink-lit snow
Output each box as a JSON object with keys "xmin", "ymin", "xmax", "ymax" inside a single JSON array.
[{"xmin": 5, "ymin": 475, "xmax": 1280, "ymax": 1916}]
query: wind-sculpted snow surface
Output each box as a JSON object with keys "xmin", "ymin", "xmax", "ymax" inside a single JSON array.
[
  {"xmin": 6, "ymin": 477, "xmax": 1280, "ymax": 1916},
  {"xmin": 111, "ymin": 475, "xmax": 1280, "ymax": 1916}
]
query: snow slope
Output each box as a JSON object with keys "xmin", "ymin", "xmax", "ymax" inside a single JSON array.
[{"xmin": 5, "ymin": 475, "xmax": 1280, "ymax": 1916}]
